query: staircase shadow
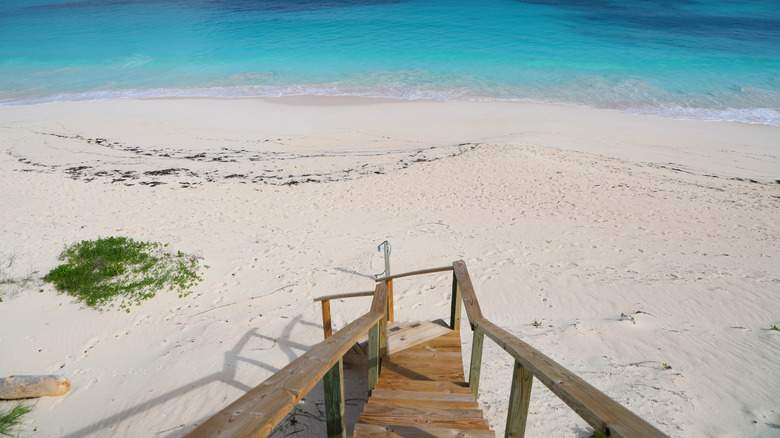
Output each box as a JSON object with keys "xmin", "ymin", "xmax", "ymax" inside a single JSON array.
[{"xmin": 61, "ymin": 315, "xmax": 316, "ymax": 437}]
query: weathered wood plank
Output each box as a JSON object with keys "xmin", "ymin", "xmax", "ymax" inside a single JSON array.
[
  {"xmin": 450, "ymin": 273, "xmax": 462, "ymax": 331},
  {"xmin": 185, "ymin": 310, "xmax": 383, "ymax": 438},
  {"xmin": 383, "ymin": 351, "xmax": 462, "ymax": 364},
  {"xmin": 314, "ymin": 290, "xmax": 375, "ymax": 302},
  {"xmin": 359, "ymin": 321, "xmax": 409, "ymax": 345},
  {"xmin": 359, "ymin": 320, "xmax": 454, "ymax": 356},
  {"xmin": 474, "ymin": 318, "xmax": 667, "ymax": 438},
  {"xmin": 386, "ymin": 321, "xmax": 424, "ymax": 338},
  {"xmin": 382, "ymin": 351, "xmax": 463, "ymax": 368},
  {"xmin": 375, "ymin": 265, "xmax": 453, "ymax": 283},
  {"xmin": 452, "ymin": 261, "xmax": 484, "ymax": 324},
  {"xmin": 380, "ymin": 304, "xmax": 389, "ymax": 357},
  {"xmin": 386, "ymin": 322, "xmax": 451, "ymax": 355},
  {"xmin": 370, "ymin": 282, "xmax": 389, "ymax": 314},
  {"xmin": 373, "ymin": 380, "xmax": 471, "ymax": 394},
  {"xmin": 368, "ymin": 322, "xmax": 380, "ymax": 394},
  {"xmin": 505, "ymin": 361, "xmax": 533, "ymax": 438},
  {"xmin": 378, "ymin": 365, "xmax": 464, "ymax": 383},
  {"xmin": 370, "ymin": 388, "xmax": 477, "ymax": 403},
  {"xmin": 367, "ymin": 396, "xmax": 479, "ymax": 410},
  {"xmin": 469, "ymin": 327, "xmax": 485, "ymax": 399},
  {"xmin": 323, "ymin": 359, "xmax": 346, "ymax": 438},
  {"xmin": 401, "ymin": 331, "xmax": 462, "ymax": 353},
  {"xmin": 362, "ymin": 404, "xmax": 485, "ymax": 419},
  {"xmin": 322, "ymin": 300, "xmax": 332, "ymax": 339},
  {"xmin": 353, "ymin": 423, "xmax": 496, "ymax": 438},
  {"xmin": 358, "ymin": 413, "xmax": 491, "ymax": 431},
  {"xmin": 379, "ymin": 361, "xmax": 464, "ymax": 379},
  {"xmin": 387, "ymin": 279, "xmax": 394, "ymax": 323}
]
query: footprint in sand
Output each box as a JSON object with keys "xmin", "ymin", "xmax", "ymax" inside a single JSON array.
[
  {"xmin": 47, "ymin": 362, "xmax": 66, "ymax": 372},
  {"xmin": 134, "ymin": 314, "xmax": 150, "ymax": 326},
  {"xmin": 78, "ymin": 336, "xmax": 105, "ymax": 360},
  {"xmin": 113, "ymin": 329, "xmax": 129, "ymax": 338}
]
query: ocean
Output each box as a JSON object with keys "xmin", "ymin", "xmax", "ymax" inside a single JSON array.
[{"xmin": 1, "ymin": 0, "xmax": 779, "ymax": 125}]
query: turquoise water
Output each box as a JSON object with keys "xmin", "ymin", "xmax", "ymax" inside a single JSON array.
[{"xmin": 1, "ymin": 0, "xmax": 779, "ymax": 125}]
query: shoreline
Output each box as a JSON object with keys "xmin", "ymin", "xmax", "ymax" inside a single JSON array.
[
  {"xmin": 1, "ymin": 96, "xmax": 778, "ymax": 185},
  {"xmin": 3, "ymin": 88, "xmax": 779, "ymax": 128},
  {"xmin": 1, "ymin": 96, "xmax": 778, "ymax": 437}
]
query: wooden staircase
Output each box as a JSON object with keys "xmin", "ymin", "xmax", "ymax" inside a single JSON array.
[
  {"xmin": 352, "ymin": 329, "xmax": 495, "ymax": 437},
  {"xmin": 186, "ymin": 261, "xmax": 668, "ymax": 438}
]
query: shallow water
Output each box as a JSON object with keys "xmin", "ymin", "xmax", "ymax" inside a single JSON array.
[{"xmin": 1, "ymin": 0, "xmax": 779, "ymax": 125}]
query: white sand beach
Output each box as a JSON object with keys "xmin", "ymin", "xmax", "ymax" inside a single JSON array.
[{"xmin": 0, "ymin": 97, "xmax": 778, "ymax": 437}]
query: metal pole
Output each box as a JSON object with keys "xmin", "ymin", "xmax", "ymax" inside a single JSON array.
[{"xmin": 381, "ymin": 241, "xmax": 391, "ymax": 278}]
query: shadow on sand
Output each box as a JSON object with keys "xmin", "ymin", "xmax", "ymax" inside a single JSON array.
[{"xmin": 60, "ymin": 314, "xmax": 368, "ymax": 437}]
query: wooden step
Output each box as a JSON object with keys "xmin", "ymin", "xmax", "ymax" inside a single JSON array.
[
  {"xmin": 365, "ymin": 397, "xmax": 479, "ymax": 410},
  {"xmin": 353, "ymin": 325, "xmax": 495, "ymax": 437},
  {"xmin": 370, "ymin": 388, "xmax": 476, "ymax": 403},
  {"xmin": 358, "ymin": 411, "xmax": 490, "ymax": 431},
  {"xmin": 378, "ymin": 363, "xmax": 465, "ymax": 382},
  {"xmin": 362, "ymin": 404, "xmax": 486, "ymax": 419},
  {"xmin": 358, "ymin": 321, "xmax": 412, "ymax": 345},
  {"xmin": 356, "ymin": 320, "xmax": 452, "ymax": 355},
  {"xmin": 373, "ymin": 380, "xmax": 471, "ymax": 394},
  {"xmin": 352, "ymin": 423, "xmax": 496, "ymax": 438}
]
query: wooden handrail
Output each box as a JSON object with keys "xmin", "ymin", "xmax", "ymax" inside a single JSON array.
[
  {"xmin": 452, "ymin": 261, "xmax": 667, "ymax": 438},
  {"xmin": 452, "ymin": 260, "xmax": 484, "ymax": 323},
  {"xmin": 187, "ymin": 283, "xmax": 388, "ymax": 438},
  {"xmin": 374, "ymin": 265, "xmax": 453, "ymax": 282},
  {"xmin": 476, "ymin": 318, "xmax": 664, "ymax": 437},
  {"xmin": 313, "ymin": 290, "xmax": 375, "ymax": 302}
]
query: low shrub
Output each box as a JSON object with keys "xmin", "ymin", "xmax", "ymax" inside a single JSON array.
[{"xmin": 44, "ymin": 237, "xmax": 203, "ymax": 311}]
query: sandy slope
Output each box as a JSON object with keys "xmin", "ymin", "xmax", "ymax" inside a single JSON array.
[{"xmin": 0, "ymin": 97, "xmax": 778, "ymax": 437}]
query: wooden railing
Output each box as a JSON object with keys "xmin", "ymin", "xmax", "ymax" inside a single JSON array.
[
  {"xmin": 188, "ymin": 261, "xmax": 667, "ymax": 438},
  {"xmin": 449, "ymin": 260, "xmax": 667, "ymax": 438},
  {"xmin": 186, "ymin": 282, "xmax": 389, "ymax": 438},
  {"xmin": 314, "ymin": 290, "xmax": 374, "ymax": 339},
  {"xmin": 315, "ymin": 261, "xmax": 666, "ymax": 437}
]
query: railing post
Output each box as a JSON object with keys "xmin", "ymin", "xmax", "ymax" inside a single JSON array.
[
  {"xmin": 387, "ymin": 279, "xmax": 394, "ymax": 323},
  {"xmin": 380, "ymin": 297, "xmax": 389, "ymax": 357},
  {"xmin": 367, "ymin": 322, "xmax": 380, "ymax": 394},
  {"xmin": 450, "ymin": 273, "xmax": 461, "ymax": 330},
  {"xmin": 381, "ymin": 241, "xmax": 394, "ymax": 323},
  {"xmin": 505, "ymin": 360, "xmax": 534, "ymax": 438},
  {"xmin": 323, "ymin": 358, "xmax": 346, "ymax": 438},
  {"xmin": 469, "ymin": 326, "xmax": 484, "ymax": 399},
  {"xmin": 321, "ymin": 300, "xmax": 332, "ymax": 339}
]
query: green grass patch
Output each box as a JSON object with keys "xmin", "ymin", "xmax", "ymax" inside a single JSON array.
[
  {"xmin": 44, "ymin": 237, "xmax": 204, "ymax": 311},
  {"xmin": 0, "ymin": 402, "xmax": 33, "ymax": 437}
]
